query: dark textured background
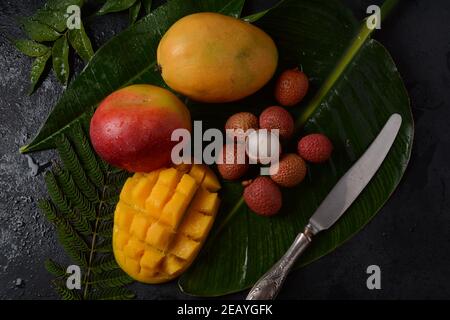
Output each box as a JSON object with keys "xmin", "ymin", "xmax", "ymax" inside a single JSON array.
[{"xmin": 0, "ymin": 0, "xmax": 449, "ymax": 300}]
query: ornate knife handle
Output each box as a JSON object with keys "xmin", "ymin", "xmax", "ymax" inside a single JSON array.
[{"xmin": 246, "ymin": 226, "xmax": 314, "ymax": 300}]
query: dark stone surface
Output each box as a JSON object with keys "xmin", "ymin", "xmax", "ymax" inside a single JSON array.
[{"xmin": 0, "ymin": 0, "xmax": 449, "ymax": 300}]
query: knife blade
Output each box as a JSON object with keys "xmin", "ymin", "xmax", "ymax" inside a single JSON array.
[
  {"xmin": 308, "ymin": 113, "xmax": 402, "ymax": 233},
  {"xmin": 246, "ymin": 113, "xmax": 402, "ymax": 300}
]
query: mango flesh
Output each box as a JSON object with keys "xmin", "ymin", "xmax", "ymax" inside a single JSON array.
[
  {"xmin": 113, "ymin": 164, "xmax": 221, "ymax": 283},
  {"xmin": 157, "ymin": 12, "xmax": 278, "ymax": 103},
  {"xmin": 90, "ymin": 84, "xmax": 191, "ymax": 172}
]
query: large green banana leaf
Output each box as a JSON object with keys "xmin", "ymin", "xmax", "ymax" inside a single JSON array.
[
  {"xmin": 21, "ymin": 0, "xmax": 413, "ymax": 297},
  {"xmin": 180, "ymin": 0, "xmax": 413, "ymax": 296}
]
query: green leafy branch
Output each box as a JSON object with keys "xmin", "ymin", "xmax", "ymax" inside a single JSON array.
[
  {"xmin": 98, "ymin": 0, "xmax": 152, "ymax": 24},
  {"xmin": 14, "ymin": 0, "xmax": 94, "ymax": 93},
  {"xmin": 39, "ymin": 120, "xmax": 134, "ymax": 300},
  {"xmin": 14, "ymin": 0, "xmax": 153, "ymax": 93}
]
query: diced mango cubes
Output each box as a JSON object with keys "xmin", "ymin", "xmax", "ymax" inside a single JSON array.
[
  {"xmin": 140, "ymin": 247, "xmax": 165, "ymax": 270},
  {"xmin": 169, "ymin": 234, "xmax": 200, "ymax": 260},
  {"xmin": 113, "ymin": 164, "xmax": 221, "ymax": 284},
  {"xmin": 179, "ymin": 210, "xmax": 214, "ymax": 241},
  {"xmin": 145, "ymin": 222, "xmax": 174, "ymax": 251}
]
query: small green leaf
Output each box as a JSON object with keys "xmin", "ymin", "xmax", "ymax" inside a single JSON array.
[
  {"xmin": 68, "ymin": 22, "xmax": 94, "ymax": 62},
  {"xmin": 142, "ymin": 0, "xmax": 152, "ymax": 14},
  {"xmin": 243, "ymin": 9, "xmax": 271, "ymax": 23},
  {"xmin": 34, "ymin": 0, "xmax": 84, "ymax": 33},
  {"xmin": 30, "ymin": 50, "xmax": 51, "ymax": 94},
  {"xmin": 14, "ymin": 39, "xmax": 49, "ymax": 57},
  {"xmin": 217, "ymin": 0, "xmax": 246, "ymax": 18},
  {"xmin": 129, "ymin": 1, "xmax": 141, "ymax": 24},
  {"xmin": 52, "ymin": 35, "xmax": 70, "ymax": 85},
  {"xmin": 98, "ymin": 0, "xmax": 137, "ymax": 15},
  {"xmin": 22, "ymin": 19, "xmax": 61, "ymax": 42}
]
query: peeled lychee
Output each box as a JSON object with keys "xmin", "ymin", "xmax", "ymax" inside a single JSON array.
[
  {"xmin": 243, "ymin": 176, "xmax": 282, "ymax": 216},
  {"xmin": 270, "ymin": 153, "xmax": 307, "ymax": 187},
  {"xmin": 217, "ymin": 143, "xmax": 249, "ymax": 180},
  {"xmin": 297, "ymin": 133, "xmax": 333, "ymax": 163},
  {"xmin": 274, "ymin": 68, "xmax": 309, "ymax": 107},
  {"xmin": 225, "ymin": 112, "xmax": 258, "ymax": 143},
  {"xmin": 259, "ymin": 106, "xmax": 294, "ymax": 140},
  {"xmin": 246, "ymin": 129, "xmax": 282, "ymax": 164}
]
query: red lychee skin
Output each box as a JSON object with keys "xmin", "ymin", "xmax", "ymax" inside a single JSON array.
[
  {"xmin": 274, "ymin": 68, "xmax": 309, "ymax": 107},
  {"xmin": 217, "ymin": 144, "xmax": 249, "ymax": 180},
  {"xmin": 270, "ymin": 153, "xmax": 307, "ymax": 187},
  {"xmin": 297, "ymin": 134, "xmax": 333, "ymax": 163},
  {"xmin": 259, "ymin": 106, "xmax": 294, "ymax": 140},
  {"xmin": 225, "ymin": 112, "xmax": 259, "ymax": 144},
  {"xmin": 243, "ymin": 176, "xmax": 282, "ymax": 216}
]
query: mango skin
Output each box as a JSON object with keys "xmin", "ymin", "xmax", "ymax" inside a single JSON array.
[
  {"xmin": 157, "ymin": 12, "xmax": 278, "ymax": 103},
  {"xmin": 90, "ymin": 84, "xmax": 191, "ymax": 173}
]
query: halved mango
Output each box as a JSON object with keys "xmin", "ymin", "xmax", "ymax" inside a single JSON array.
[{"xmin": 113, "ymin": 164, "xmax": 221, "ymax": 283}]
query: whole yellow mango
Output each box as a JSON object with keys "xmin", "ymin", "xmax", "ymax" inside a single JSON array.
[
  {"xmin": 157, "ymin": 12, "xmax": 278, "ymax": 103},
  {"xmin": 113, "ymin": 164, "xmax": 221, "ymax": 283}
]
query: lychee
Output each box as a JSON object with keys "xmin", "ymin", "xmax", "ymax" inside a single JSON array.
[
  {"xmin": 274, "ymin": 68, "xmax": 309, "ymax": 107},
  {"xmin": 245, "ymin": 129, "xmax": 281, "ymax": 164},
  {"xmin": 243, "ymin": 176, "xmax": 282, "ymax": 216},
  {"xmin": 297, "ymin": 133, "xmax": 333, "ymax": 163},
  {"xmin": 217, "ymin": 143, "xmax": 249, "ymax": 180},
  {"xmin": 259, "ymin": 106, "xmax": 294, "ymax": 140},
  {"xmin": 270, "ymin": 153, "xmax": 307, "ymax": 187},
  {"xmin": 225, "ymin": 112, "xmax": 258, "ymax": 143}
]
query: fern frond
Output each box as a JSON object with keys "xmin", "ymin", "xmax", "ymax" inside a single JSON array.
[
  {"xmin": 45, "ymin": 259, "xmax": 66, "ymax": 278},
  {"xmin": 92, "ymin": 257, "xmax": 119, "ymax": 274},
  {"xmin": 103, "ymin": 184, "xmax": 124, "ymax": 202},
  {"xmin": 97, "ymin": 228, "xmax": 113, "ymax": 239},
  {"xmin": 41, "ymin": 123, "xmax": 135, "ymax": 300},
  {"xmin": 40, "ymin": 192, "xmax": 93, "ymax": 237},
  {"xmin": 89, "ymin": 270, "xmax": 134, "ymax": 289},
  {"xmin": 71, "ymin": 125, "xmax": 105, "ymax": 188},
  {"xmin": 88, "ymin": 287, "xmax": 134, "ymax": 300},
  {"xmin": 56, "ymin": 134, "xmax": 98, "ymax": 202},
  {"xmin": 53, "ymin": 281, "xmax": 82, "ymax": 300},
  {"xmin": 38, "ymin": 199, "xmax": 58, "ymax": 222},
  {"xmin": 79, "ymin": 109, "xmax": 112, "ymax": 176},
  {"xmin": 45, "ymin": 171, "xmax": 72, "ymax": 215},
  {"xmin": 98, "ymin": 203, "xmax": 116, "ymax": 220},
  {"xmin": 56, "ymin": 217, "xmax": 90, "ymax": 252},
  {"xmin": 97, "ymin": 220, "xmax": 113, "ymax": 235},
  {"xmin": 53, "ymin": 165, "xmax": 80, "ymax": 204},
  {"xmin": 95, "ymin": 240, "xmax": 113, "ymax": 253},
  {"xmin": 54, "ymin": 219, "xmax": 90, "ymax": 267},
  {"xmin": 104, "ymin": 195, "xmax": 120, "ymax": 206},
  {"xmin": 107, "ymin": 170, "xmax": 130, "ymax": 185},
  {"xmin": 56, "ymin": 233, "xmax": 88, "ymax": 267},
  {"xmin": 53, "ymin": 165, "xmax": 97, "ymax": 222}
]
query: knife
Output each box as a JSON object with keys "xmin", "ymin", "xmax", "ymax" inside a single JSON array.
[{"xmin": 246, "ymin": 113, "xmax": 403, "ymax": 300}]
